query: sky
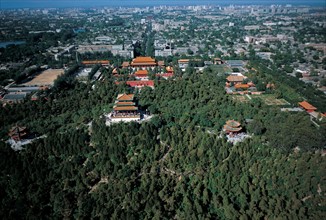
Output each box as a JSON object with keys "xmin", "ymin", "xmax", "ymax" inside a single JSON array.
[{"xmin": 0, "ymin": 0, "xmax": 325, "ymax": 9}]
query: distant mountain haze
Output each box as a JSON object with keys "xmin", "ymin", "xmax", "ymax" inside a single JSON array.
[{"xmin": 1, "ymin": 0, "xmax": 325, "ymax": 9}]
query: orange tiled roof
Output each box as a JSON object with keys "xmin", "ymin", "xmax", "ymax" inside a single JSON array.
[
  {"xmin": 166, "ymin": 66, "xmax": 174, "ymax": 72},
  {"xmin": 224, "ymin": 120, "xmax": 242, "ymax": 132},
  {"xmin": 116, "ymin": 93, "xmax": 134, "ymax": 101},
  {"xmin": 115, "ymin": 101, "xmax": 135, "ymax": 106},
  {"xmin": 226, "ymin": 75, "xmax": 244, "ymax": 82},
  {"xmin": 132, "ymin": 56, "xmax": 156, "ymax": 64},
  {"xmin": 226, "ymin": 120, "xmax": 241, "ymax": 127},
  {"xmin": 178, "ymin": 59, "xmax": 190, "ymax": 63},
  {"xmin": 298, "ymin": 101, "xmax": 317, "ymax": 110},
  {"xmin": 114, "ymin": 106, "xmax": 138, "ymax": 111},
  {"xmin": 223, "ymin": 125, "xmax": 242, "ymax": 132},
  {"xmin": 235, "ymin": 84, "xmax": 250, "ymax": 89},
  {"xmin": 158, "ymin": 61, "xmax": 165, "ymax": 66},
  {"xmin": 135, "ymin": 70, "xmax": 148, "ymax": 76},
  {"xmin": 126, "ymin": 80, "xmax": 154, "ymax": 87},
  {"xmin": 121, "ymin": 61, "xmax": 130, "ymax": 67},
  {"xmin": 82, "ymin": 60, "xmax": 109, "ymax": 65}
]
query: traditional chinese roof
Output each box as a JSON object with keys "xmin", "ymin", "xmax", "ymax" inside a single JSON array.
[
  {"xmin": 121, "ymin": 61, "xmax": 130, "ymax": 68},
  {"xmin": 116, "ymin": 93, "xmax": 134, "ymax": 101},
  {"xmin": 178, "ymin": 59, "xmax": 190, "ymax": 63},
  {"xmin": 131, "ymin": 57, "xmax": 156, "ymax": 66},
  {"xmin": 298, "ymin": 101, "xmax": 317, "ymax": 110},
  {"xmin": 126, "ymin": 80, "xmax": 154, "ymax": 87},
  {"xmin": 115, "ymin": 101, "xmax": 135, "ymax": 106},
  {"xmin": 113, "ymin": 106, "xmax": 138, "ymax": 111},
  {"xmin": 82, "ymin": 60, "xmax": 109, "ymax": 65},
  {"xmin": 8, "ymin": 126, "xmax": 28, "ymax": 141},
  {"xmin": 235, "ymin": 84, "xmax": 250, "ymax": 89},
  {"xmin": 166, "ymin": 66, "xmax": 174, "ymax": 72},
  {"xmin": 112, "ymin": 68, "xmax": 118, "ymax": 74},
  {"xmin": 223, "ymin": 120, "xmax": 242, "ymax": 133},
  {"xmin": 159, "ymin": 73, "xmax": 174, "ymax": 78},
  {"xmin": 224, "ymin": 125, "xmax": 242, "ymax": 132},
  {"xmin": 226, "ymin": 75, "xmax": 244, "ymax": 82},
  {"xmin": 135, "ymin": 70, "xmax": 148, "ymax": 76},
  {"xmin": 226, "ymin": 120, "xmax": 241, "ymax": 127},
  {"xmin": 158, "ymin": 61, "xmax": 165, "ymax": 67}
]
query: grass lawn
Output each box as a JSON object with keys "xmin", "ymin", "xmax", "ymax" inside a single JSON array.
[{"xmin": 252, "ymin": 94, "xmax": 290, "ymax": 106}]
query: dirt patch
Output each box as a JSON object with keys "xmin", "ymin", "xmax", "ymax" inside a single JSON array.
[{"xmin": 22, "ymin": 69, "xmax": 64, "ymax": 86}]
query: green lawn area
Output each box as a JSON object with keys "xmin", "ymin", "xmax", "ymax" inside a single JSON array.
[
  {"xmin": 214, "ymin": 64, "xmax": 232, "ymax": 74},
  {"xmin": 252, "ymin": 94, "xmax": 290, "ymax": 106}
]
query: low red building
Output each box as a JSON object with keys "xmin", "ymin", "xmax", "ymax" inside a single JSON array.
[
  {"xmin": 82, "ymin": 60, "xmax": 110, "ymax": 66},
  {"xmin": 134, "ymin": 70, "xmax": 149, "ymax": 79},
  {"xmin": 298, "ymin": 101, "xmax": 317, "ymax": 113},
  {"xmin": 226, "ymin": 75, "xmax": 244, "ymax": 84},
  {"xmin": 126, "ymin": 80, "xmax": 154, "ymax": 89}
]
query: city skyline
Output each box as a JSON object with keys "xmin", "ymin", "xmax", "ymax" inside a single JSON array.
[{"xmin": 1, "ymin": 0, "xmax": 325, "ymax": 9}]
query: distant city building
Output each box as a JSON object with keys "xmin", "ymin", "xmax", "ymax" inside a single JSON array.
[
  {"xmin": 82, "ymin": 60, "xmax": 110, "ymax": 66},
  {"xmin": 77, "ymin": 45, "xmax": 134, "ymax": 58}
]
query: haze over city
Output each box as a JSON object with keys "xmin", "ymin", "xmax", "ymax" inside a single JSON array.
[{"xmin": 1, "ymin": 0, "xmax": 325, "ymax": 9}]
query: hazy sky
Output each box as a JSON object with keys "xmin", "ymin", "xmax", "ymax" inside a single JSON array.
[{"xmin": 1, "ymin": 0, "xmax": 325, "ymax": 9}]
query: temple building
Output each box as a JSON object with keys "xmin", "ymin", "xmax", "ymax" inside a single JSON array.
[
  {"xmin": 126, "ymin": 80, "xmax": 154, "ymax": 89},
  {"xmin": 121, "ymin": 61, "xmax": 130, "ymax": 68},
  {"xmin": 130, "ymin": 57, "xmax": 157, "ymax": 70},
  {"xmin": 226, "ymin": 75, "xmax": 244, "ymax": 84},
  {"xmin": 178, "ymin": 59, "xmax": 190, "ymax": 69},
  {"xmin": 158, "ymin": 66, "xmax": 174, "ymax": 79},
  {"xmin": 298, "ymin": 101, "xmax": 317, "ymax": 113},
  {"xmin": 82, "ymin": 60, "xmax": 110, "ymax": 66},
  {"xmin": 110, "ymin": 94, "xmax": 140, "ymax": 122},
  {"xmin": 134, "ymin": 69, "xmax": 149, "ymax": 80},
  {"xmin": 223, "ymin": 120, "xmax": 242, "ymax": 134},
  {"xmin": 8, "ymin": 125, "xmax": 28, "ymax": 142}
]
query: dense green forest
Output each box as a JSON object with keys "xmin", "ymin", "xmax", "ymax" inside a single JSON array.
[{"xmin": 0, "ymin": 68, "xmax": 325, "ymax": 219}]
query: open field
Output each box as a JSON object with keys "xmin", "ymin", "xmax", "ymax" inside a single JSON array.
[
  {"xmin": 214, "ymin": 64, "xmax": 232, "ymax": 74},
  {"xmin": 22, "ymin": 69, "xmax": 64, "ymax": 86},
  {"xmin": 252, "ymin": 94, "xmax": 290, "ymax": 106},
  {"xmin": 232, "ymin": 95, "xmax": 250, "ymax": 103}
]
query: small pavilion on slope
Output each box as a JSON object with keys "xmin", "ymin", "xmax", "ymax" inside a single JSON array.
[
  {"xmin": 223, "ymin": 120, "xmax": 242, "ymax": 134},
  {"xmin": 8, "ymin": 125, "xmax": 28, "ymax": 142},
  {"xmin": 111, "ymin": 94, "xmax": 140, "ymax": 121}
]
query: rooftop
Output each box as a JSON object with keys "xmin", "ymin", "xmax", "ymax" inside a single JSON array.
[
  {"xmin": 121, "ymin": 61, "xmax": 130, "ymax": 67},
  {"xmin": 126, "ymin": 80, "xmax": 154, "ymax": 87},
  {"xmin": 227, "ymin": 75, "xmax": 244, "ymax": 82},
  {"xmin": 131, "ymin": 57, "xmax": 156, "ymax": 65},
  {"xmin": 135, "ymin": 70, "xmax": 148, "ymax": 76},
  {"xmin": 116, "ymin": 93, "xmax": 134, "ymax": 101},
  {"xmin": 298, "ymin": 101, "xmax": 317, "ymax": 110},
  {"xmin": 113, "ymin": 106, "xmax": 138, "ymax": 111},
  {"xmin": 82, "ymin": 60, "xmax": 110, "ymax": 65},
  {"xmin": 178, "ymin": 59, "xmax": 190, "ymax": 63}
]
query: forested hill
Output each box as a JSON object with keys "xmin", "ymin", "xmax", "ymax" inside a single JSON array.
[{"xmin": 0, "ymin": 69, "xmax": 325, "ymax": 219}]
